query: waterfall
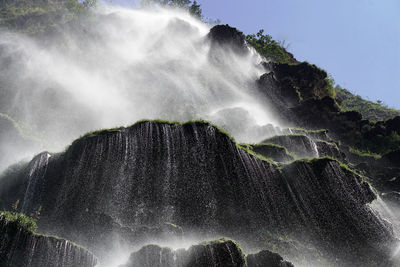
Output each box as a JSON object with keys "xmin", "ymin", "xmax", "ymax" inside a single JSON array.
[
  {"xmin": 370, "ymin": 196, "xmax": 400, "ymax": 236},
  {"xmin": 310, "ymin": 139, "xmax": 320, "ymax": 158},
  {"xmin": 0, "ymin": 121, "xmax": 396, "ymax": 266},
  {"xmin": 120, "ymin": 239, "xmax": 245, "ymax": 267},
  {"xmin": 0, "ymin": 6, "xmax": 281, "ymax": 168},
  {"xmin": 22, "ymin": 152, "xmax": 51, "ymax": 213}
]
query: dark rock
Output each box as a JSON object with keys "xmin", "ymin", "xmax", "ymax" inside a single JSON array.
[
  {"xmin": 251, "ymin": 143, "xmax": 294, "ymax": 162},
  {"xmin": 290, "ymin": 129, "xmax": 331, "ymax": 142},
  {"xmin": 263, "ymin": 134, "xmax": 318, "ymax": 158},
  {"xmin": 208, "ymin": 25, "xmax": 248, "ymax": 55},
  {"xmin": 386, "ymin": 116, "xmax": 400, "ymax": 135},
  {"xmin": 0, "ymin": 121, "xmax": 395, "ymax": 266},
  {"xmin": 315, "ymin": 140, "xmax": 346, "ymax": 161},
  {"xmin": 381, "ymin": 150, "xmax": 400, "ymax": 167},
  {"xmin": 0, "ymin": 212, "xmax": 97, "ymax": 267},
  {"xmin": 257, "ymin": 72, "xmax": 301, "ymax": 109},
  {"xmin": 246, "ymin": 250, "xmax": 294, "ymax": 267},
  {"xmin": 272, "ymin": 62, "xmax": 330, "ymax": 101},
  {"xmin": 120, "ymin": 239, "xmax": 245, "ymax": 267}
]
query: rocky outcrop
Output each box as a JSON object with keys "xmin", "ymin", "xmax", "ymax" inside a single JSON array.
[
  {"xmin": 250, "ymin": 143, "xmax": 294, "ymax": 162},
  {"xmin": 246, "ymin": 250, "xmax": 294, "ymax": 267},
  {"xmin": 263, "ymin": 134, "xmax": 319, "ymax": 159},
  {"xmin": 0, "ymin": 121, "xmax": 395, "ymax": 266},
  {"xmin": 208, "ymin": 25, "xmax": 248, "ymax": 55},
  {"xmin": 0, "ymin": 212, "xmax": 97, "ymax": 267},
  {"xmin": 272, "ymin": 62, "xmax": 333, "ymax": 101},
  {"xmin": 120, "ymin": 239, "xmax": 246, "ymax": 267},
  {"xmin": 315, "ymin": 140, "xmax": 345, "ymax": 161},
  {"xmin": 120, "ymin": 239, "xmax": 294, "ymax": 267}
]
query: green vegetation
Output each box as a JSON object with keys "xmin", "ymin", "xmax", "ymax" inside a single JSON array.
[
  {"xmin": 248, "ymin": 142, "xmax": 296, "ymax": 162},
  {"xmin": 338, "ymin": 161, "xmax": 364, "ymax": 178},
  {"xmin": 324, "ymin": 74, "xmax": 337, "ymax": 99},
  {"xmin": 245, "ymin": 30, "xmax": 295, "ymax": 64},
  {"xmin": 81, "ymin": 119, "xmax": 238, "ymax": 142},
  {"xmin": 0, "ymin": 211, "xmax": 38, "ymax": 232},
  {"xmin": 0, "ymin": 0, "xmax": 96, "ymax": 33},
  {"xmin": 360, "ymin": 130, "xmax": 400, "ymax": 155},
  {"xmin": 279, "ymin": 156, "xmax": 363, "ymax": 179},
  {"xmin": 349, "ymin": 147, "xmax": 381, "ymax": 159},
  {"xmin": 336, "ymin": 86, "xmax": 400, "ymax": 121},
  {"xmin": 291, "ymin": 128, "xmax": 328, "ymax": 134},
  {"xmin": 238, "ymin": 143, "xmax": 276, "ymax": 164}
]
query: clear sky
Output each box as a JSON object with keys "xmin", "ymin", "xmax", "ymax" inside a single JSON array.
[
  {"xmin": 115, "ymin": 0, "xmax": 399, "ymax": 109},
  {"xmin": 197, "ymin": 0, "xmax": 400, "ymax": 109}
]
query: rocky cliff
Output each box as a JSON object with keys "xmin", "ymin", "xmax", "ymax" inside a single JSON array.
[
  {"xmin": 0, "ymin": 211, "xmax": 97, "ymax": 267},
  {"xmin": 120, "ymin": 239, "xmax": 293, "ymax": 267},
  {"xmin": 0, "ymin": 21, "xmax": 399, "ymax": 267},
  {"xmin": 0, "ymin": 120, "xmax": 395, "ymax": 266}
]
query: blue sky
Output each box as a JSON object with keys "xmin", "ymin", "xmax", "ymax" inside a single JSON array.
[
  {"xmin": 117, "ymin": 0, "xmax": 399, "ymax": 109},
  {"xmin": 197, "ymin": 0, "xmax": 400, "ymax": 109}
]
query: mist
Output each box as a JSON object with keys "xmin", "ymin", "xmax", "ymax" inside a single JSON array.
[{"xmin": 0, "ymin": 6, "xmax": 280, "ymax": 171}]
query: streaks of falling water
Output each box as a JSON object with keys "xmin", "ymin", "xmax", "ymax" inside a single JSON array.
[
  {"xmin": 0, "ymin": 220, "xmax": 97, "ymax": 267},
  {"xmin": 225, "ymin": 242, "xmax": 236, "ymax": 266},
  {"xmin": 22, "ymin": 152, "xmax": 51, "ymax": 213},
  {"xmin": 370, "ymin": 196, "xmax": 400, "ymax": 236},
  {"xmin": 310, "ymin": 139, "xmax": 320, "ymax": 158}
]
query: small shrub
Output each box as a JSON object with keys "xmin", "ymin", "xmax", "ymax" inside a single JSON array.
[
  {"xmin": 245, "ymin": 30, "xmax": 294, "ymax": 64},
  {"xmin": 0, "ymin": 211, "xmax": 38, "ymax": 233}
]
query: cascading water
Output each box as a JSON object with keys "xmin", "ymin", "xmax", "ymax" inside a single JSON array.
[
  {"xmin": 0, "ymin": 6, "xmax": 280, "ymax": 171},
  {"xmin": 0, "ymin": 3, "xmax": 398, "ymax": 267},
  {"xmin": 0, "ymin": 121, "xmax": 395, "ymax": 266},
  {"xmin": 22, "ymin": 152, "xmax": 51, "ymax": 213}
]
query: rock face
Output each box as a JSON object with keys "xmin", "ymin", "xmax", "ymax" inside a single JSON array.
[
  {"xmin": 0, "ymin": 121, "xmax": 395, "ymax": 266},
  {"xmin": 263, "ymin": 134, "xmax": 319, "ymax": 159},
  {"xmin": 121, "ymin": 239, "xmax": 246, "ymax": 267},
  {"xmin": 250, "ymin": 143, "xmax": 294, "ymax": 163},
  {"xmin": 315, "ymin": 140, "xmax": 345, "ymax": 161},
  {"xmin": 207, "ymin": 25, "xmax": 248, "ymax": 54},
  {"xmin": 0, "ymin": 212, "xmax": 97, "ymax": 267},
  {"xmin": 120, "ymin": 239, "xmax": 294, "ymax": 267},
  {"xmin": 246, "ymin": 250, "xmax": 294, "ymax": 267}
]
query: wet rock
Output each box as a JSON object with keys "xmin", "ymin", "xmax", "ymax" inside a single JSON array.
[
  {"xmin": 272, "ymin": 62, "xmax": 331, "ymax": 101},
  {"xmin": 208, "ymin": 25, "xmax": 248, "ymax": 55},
  {"xmin": 290, "ymin": 128, "xmax": 331, "ymax": 142},
  {"xmin": 0, "ymin": 121, "xmax": 395, "ymax": 266},
  {"xmin": 263, "ymin": 134, "xmax": 319, "ymax": 158},
  {"xmin": 381, "ymin": 149, "xmax": 400, "ymax": 167},
  {"xmin": 257, "ymin": 72, "xmax": 301, "ymax": 109},
  {"xmin": 120, "ymin": 239, "xmax": 245, "ymax": 267},
  {"xmin": 250, "ymin": 143, "xmax": 294, "ymax": 162},
  {"xmin": 0, "ymin": 212, "xmax": 97, "ymax": 267},
  {"xmin": 246, "ymin": 250, "xmax": 294, "ymax": 267},
  {"xmin": 315, "ymin": 140, "xmax": 345, "ymax": 161}
]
